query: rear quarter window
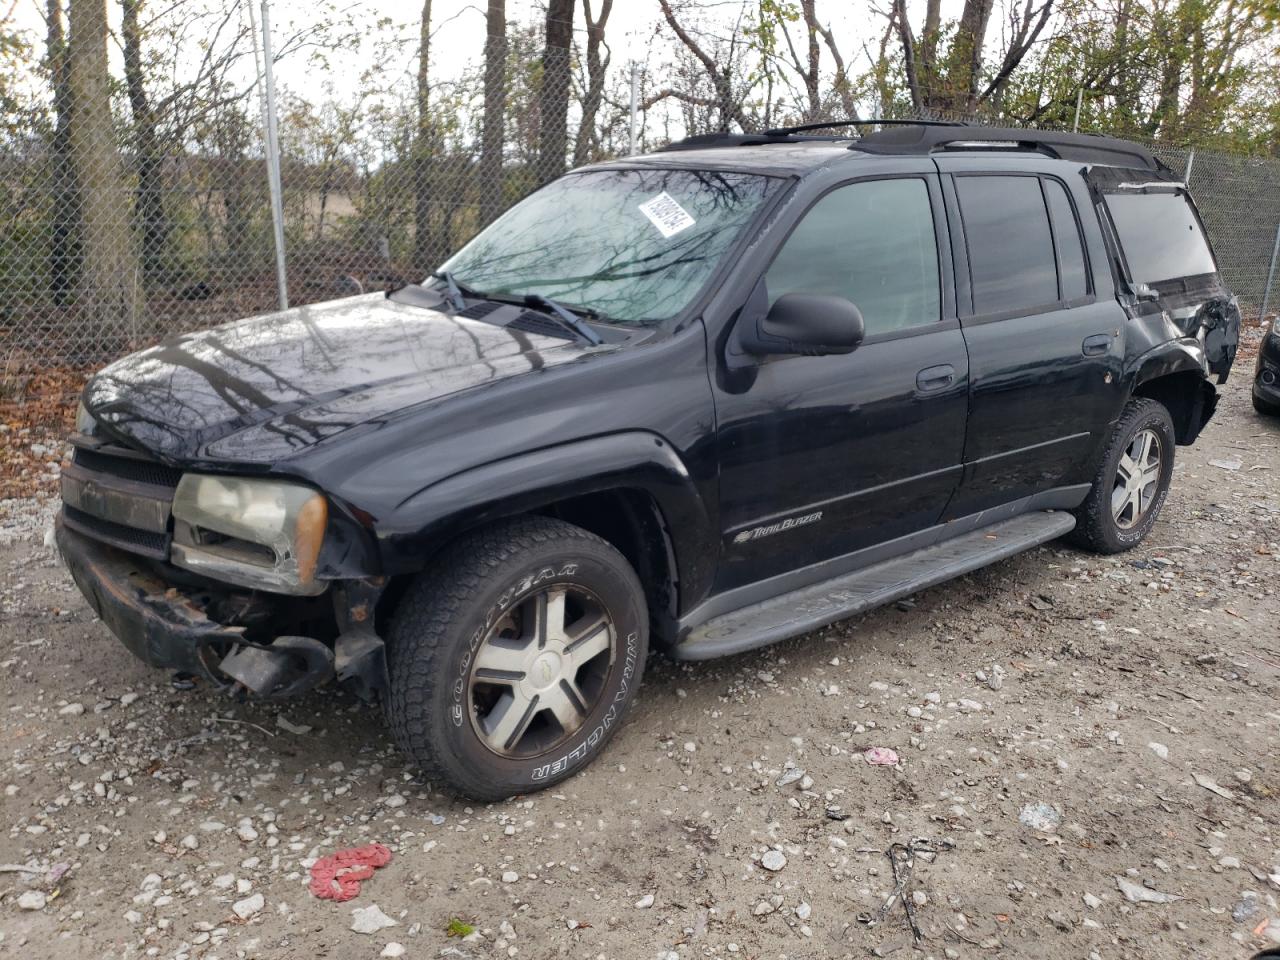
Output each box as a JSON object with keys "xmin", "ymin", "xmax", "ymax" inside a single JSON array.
[{"xmin": 1105, "ymin": 192, "xmax": 1217, "ymax": 284}]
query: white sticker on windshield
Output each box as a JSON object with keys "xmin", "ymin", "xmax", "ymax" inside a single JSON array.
[{"xmin": 638, "ymin": 192, "xmax": 696, "ymax": 239}]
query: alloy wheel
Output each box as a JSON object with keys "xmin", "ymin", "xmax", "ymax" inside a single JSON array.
[
  {"xmin": 1111, "ymin": 427, "xmax": 1163, "ymax": 529},
  {"xmin": 467, "ymin": 584, "xmax": 615, "ymax": 758}
]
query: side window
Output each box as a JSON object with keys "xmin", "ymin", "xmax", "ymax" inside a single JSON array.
[
  {"xmin": 765, "ymin": 178, "xmax": 941, "ymax": 337},
  {"xmin": 1105, "ymin": 192, "xmax": 1217, "ymax": 284},
  {"xmin": 956, "ymin": 175, "xmax": 1057, "ymax": 315},
  {"xmin": 1043, "ymin": 179, "xmax": 1089, "ymax": 300}
]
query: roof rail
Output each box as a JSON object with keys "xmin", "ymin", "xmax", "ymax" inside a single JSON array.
[
  {"xmin": 850, "ymin": 124, "xmax": 1166, "ymax": 171},
  {"xmin": 657, "ymin": 118, "xmax": 964, "ymax": 152},
  {"xmin": 656, "ymin": 120, "xmax": 1167, "ymax": 172},
  {"xmin": 761, "ymin": 118, "xmax": 965, "ymax": 137}
]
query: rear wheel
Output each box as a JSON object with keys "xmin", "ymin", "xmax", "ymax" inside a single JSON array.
[
  {"xmin": 1068, "ymin": 398, "xmax": 1176, "ymax": 554},
  {"xmin": 384, "ymin": 516, "xmax": 648, "ymax": 801}
]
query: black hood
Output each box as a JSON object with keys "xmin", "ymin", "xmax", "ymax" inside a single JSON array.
[{"xmin": 82, "ymin": 293, "xmax": 586, "ymax": 464}]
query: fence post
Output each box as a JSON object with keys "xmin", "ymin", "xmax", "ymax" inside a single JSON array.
[
  {"xmin": 252, "ymin": 0, "xmax": 289, "ymax": 311},
  {"xmin": 628, "ymin": 63, "xmax": 639, "ymax": 156},
  {"xmin": 1183, "ymin": 148, "xmax": 1196, "ymax": 184},
  {"xmin": 1072, "ymin": 88, "xmax": 1082, "ymax": 132},
  {"xmin": 1260, "ymin": 220, "xmax": 1280, "ymax": 326}
]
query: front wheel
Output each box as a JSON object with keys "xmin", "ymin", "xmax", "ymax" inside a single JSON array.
[
  {"xmin": 385, "ymin": 516, "xmax": 648, "ymax": 801},
  {"xmin": 1068, "ymin": 398, "xmax": 1176, "ymax": 554}
]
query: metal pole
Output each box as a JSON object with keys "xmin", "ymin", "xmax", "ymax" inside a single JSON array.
[
  {"xmin": 1183, "ymin": 148, "xmax": 1196, "ymax": 185},
  {"xmin": 628, "ymin": 63, "xmax": 639, "ymax": 156},
  {"xmin": 256, "ymin": 0, "xmax": 289, "ymax": 310},
  {"xmin": 1073, "ymin": 88, "xmax": 1083, "ymax": 133},
  {"xmin": 1260, "ymin": 220, "xmax": 1280, "ymax": 327}
]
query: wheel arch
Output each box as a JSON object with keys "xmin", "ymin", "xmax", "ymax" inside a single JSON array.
[
  {"xmin": 1127, "ymin": 342, "xmax": 1217, "ymax": 445},
  {"xmin": 374, "ymin": 432, "xmax": 712, "ymax": 644}
]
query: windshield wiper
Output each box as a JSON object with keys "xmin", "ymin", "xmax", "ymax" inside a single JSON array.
[
  {"xmin": 521, "ymin": 293, "xmax": 604, "ymax": 346},
  {"xmin": 433, "ymin": 270, "xmax": 467, "ymax": 312}
]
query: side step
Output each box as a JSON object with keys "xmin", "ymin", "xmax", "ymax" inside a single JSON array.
[{"xmin": 677, "ymin": 510, "xmax": 1076, "ymax": 660}]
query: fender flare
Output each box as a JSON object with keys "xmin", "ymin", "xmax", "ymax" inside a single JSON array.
[
  {"xmin": 1126, "ymin": 338, "xmax": 1208, "ymax": 390},
  {"xmin": 374, "ymin": 431, "xmax": 713, "ymax": 596}
]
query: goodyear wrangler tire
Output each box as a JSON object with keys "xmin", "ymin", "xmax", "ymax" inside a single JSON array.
[
  {"xmin": 385, "ymin": 516, "xmax": 648, "ymax": 801},
  {"xmin": 1067, "ymin": 398, "xmax": 1176, "ymax": 555}
]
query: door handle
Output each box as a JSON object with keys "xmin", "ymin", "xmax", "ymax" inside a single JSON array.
[
  {"xmin": 1082, "ymin": 333, "xmax": 1112, "ymax": 356},
  {"xmin": 915, "ymin": 364, "xmax": 955, "ymax": 393}
]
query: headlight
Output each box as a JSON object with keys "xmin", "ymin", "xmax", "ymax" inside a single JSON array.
[
  {"xmin": 171, "ymin": 474, "xmax": 328, "ymax": 595},
  {"xmin": 75, "ymin": 401, "xmax": 97, "ymax": 435}
]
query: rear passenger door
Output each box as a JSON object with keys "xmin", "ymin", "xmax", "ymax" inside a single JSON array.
[{"xmin": 935, "ymin": 158, "xmax": 1127, "ymax": 518}]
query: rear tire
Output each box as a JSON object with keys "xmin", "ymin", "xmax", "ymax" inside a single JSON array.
[
  {"xmin": 1068, "ymin": 398, "xmax": 1176, "ymax": 554},
  {"xmin": 384, "ymin": 516, "xmax": 648, "ymax": 801}
]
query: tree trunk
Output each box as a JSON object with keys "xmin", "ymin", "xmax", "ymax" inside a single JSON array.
[
  {"xmin": 69, "ymin": 0, "xmax": 142, "ymax": 344},
  {"xmin": 478, "ymin": 0, "xmax": 508, "ymax": 227},
  {"xmin": 121, "ymin": 0, "xmax": 172, "ymax": 289},
  {"xmin": 572, "ymin": 0, "xmax": 611, "ymax": 167},
  {"xmin": 537, "ymin": 0, "xmax": 574, "ymax": 181},
  {"xmin": 46, "ymin": 0, "xmax": 80, "ymax": 306},
  {"xmin": 413, "ymin": 0, "xmax": 434, "ymax": 270}
]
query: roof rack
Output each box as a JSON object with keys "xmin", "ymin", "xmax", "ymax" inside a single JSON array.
[
  {"xmin": 850, "ymin": 124, "xmax": 1165, "ymax": 171},
  {"xmin": 761, "ymin": 118, "xmax": 964, "ymax": 137},
  {"xmin": 657, "ymin": 119, "xmax": 1167, "ymax": 171}
]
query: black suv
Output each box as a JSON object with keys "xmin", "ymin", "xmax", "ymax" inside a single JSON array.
[{"xmin": 59, "ymin": 122, "xmax": 1239, "ymax": 799}]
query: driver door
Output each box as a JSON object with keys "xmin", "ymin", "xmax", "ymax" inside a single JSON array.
[{"xmin": 711, "ymin": 172, "xmax": 970, "ymax": 593}]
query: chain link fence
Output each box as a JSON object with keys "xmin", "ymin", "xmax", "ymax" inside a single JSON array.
[{"xmin": 2, "ymin": 43, "xmax": 1279, "ymax": 378}]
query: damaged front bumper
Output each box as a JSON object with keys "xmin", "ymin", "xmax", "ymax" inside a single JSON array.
[{"xmin": 55, "ymin": 516, "xmax": 388, "ymax": 700}]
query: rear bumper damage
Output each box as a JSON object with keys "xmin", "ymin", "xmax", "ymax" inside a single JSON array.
[{"xmin": 55, "ymin": 516, "xmax": 387, "ymax": 700}]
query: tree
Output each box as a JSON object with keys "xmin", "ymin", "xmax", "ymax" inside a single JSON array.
[
  {"xmin": 478, "ymin": 0, "xmax": 507, "ymax": 226},
  {"xmin": 890, "ymin": 0, "xmax": 1054, "ymax": 113},
  {"xmin": 537, "ymin": 0, "xmax": 575, "ymax": 180},
  {"xmin": 44, "ymin": 0, "xmax": 79, "ymax": 305},
  {"xmin": 572, "ymin": 0, "xmax": 611, "ymax": 166},
  {"xmin": 68, "ymin": 0, "xmax": 141, "ymax": 335},
  {"xmin": 413, "ymin": 0, "xmax": 434, "ymax": 269},
  {"xmin": 121, "ymin": 0, "xmax": 174, "ymax": 288}
]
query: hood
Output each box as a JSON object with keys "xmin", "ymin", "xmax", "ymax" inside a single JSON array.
[{"xmin": 83, "ymin": 292, "xmax": 585, "ymax": 464}]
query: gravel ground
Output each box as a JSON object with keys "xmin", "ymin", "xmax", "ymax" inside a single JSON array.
[{"xmin": 2, "ymin": 374, "xmax": 1279, "ymax": 960}]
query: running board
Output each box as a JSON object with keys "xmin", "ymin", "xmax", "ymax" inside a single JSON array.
[{"xmin": 676, "ymin": 510, "xmax": 1076, "ymax": 660}]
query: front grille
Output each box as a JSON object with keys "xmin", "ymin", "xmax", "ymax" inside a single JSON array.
[
  {"xmin": 63, "ymin": 504, "xmax": 170, "ymax": 559},
  {"xmin": 61, "ymin": 437, "xmax": 178, "ymax": 560},
  {"xmin": 72, "ymin": 445, "xmax": 183, "ymax": 489}
]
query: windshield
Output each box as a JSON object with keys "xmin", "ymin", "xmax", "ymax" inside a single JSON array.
[{"xmin": 437, "ymin": 168, "xmax": 782, "ymax": 324}]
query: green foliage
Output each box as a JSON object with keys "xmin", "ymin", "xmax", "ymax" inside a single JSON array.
[{"xmin": 444, "ymin": 918, "xmax": 475, "ymax": 938}]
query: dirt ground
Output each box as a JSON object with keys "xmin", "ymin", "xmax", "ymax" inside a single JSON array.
[{"xmin": 2, "ymin": 370, "xmax": 1279, "ymax": 960}]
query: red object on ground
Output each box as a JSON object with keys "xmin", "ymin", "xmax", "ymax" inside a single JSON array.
[{"xmin": 308, "ymin": 843, "xmax": 393, "ymax": 902}]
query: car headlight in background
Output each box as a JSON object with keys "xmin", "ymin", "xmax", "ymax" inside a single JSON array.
[
  {"xmin": 170, "ymin": 475, "xmax": 328, "ymax": 595},
  {"xmin": 75, "ymin": 401, "xmax": 96, "ymax": 435}
]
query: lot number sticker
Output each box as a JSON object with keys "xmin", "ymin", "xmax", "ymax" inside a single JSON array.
[{"xmin": 639, "ymin": 192, "xmax": 696, "ymax": 238}]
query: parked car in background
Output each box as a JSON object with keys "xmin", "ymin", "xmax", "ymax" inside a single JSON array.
[
  {"xmin": 1254, "ymin": 316, "xmax": 1280, "ymax": 415},
  {"xmin": 58, "ymin": 121, "xmax": 1238, "ymax": 799}
]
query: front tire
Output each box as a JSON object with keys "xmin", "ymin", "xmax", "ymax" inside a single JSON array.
[
  {"xmin": 1253, "ymin": 390, "xmax": 1280, "ymax": 417},
  {"xmin": 1068, "ymin": 398, "xmax": 1176, "ymax": 554},
  {"xmin": 385, "ymin": 516, "xmax": 648, "ymax": 801}
]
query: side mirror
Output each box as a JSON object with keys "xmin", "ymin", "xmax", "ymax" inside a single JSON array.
[{"xmin": 740, "ymin": 292, "xmax": 866, "ymax": 357}]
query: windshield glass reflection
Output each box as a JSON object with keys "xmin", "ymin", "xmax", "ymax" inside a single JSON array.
[{"xmin": 438, "ymin": 168, "xmax": 781, "ymax": 324}]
